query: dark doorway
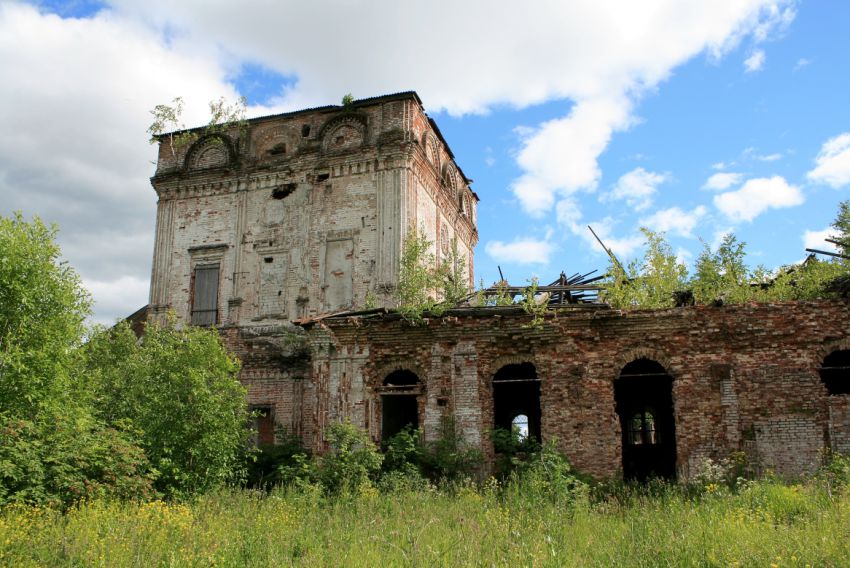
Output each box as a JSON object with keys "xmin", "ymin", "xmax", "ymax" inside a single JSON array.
[
  {"xmin": 493, "ymin": 363, "xmax": 541, "ymax": 443},
  {"xmin": 820, "ymin": 350, "xmax": 850, "ymax": 395},
  {"xmin": 614, "ymin": 358, "xmax": 677, "ymax": 482},
  {"xmin": 381, "ymin": 370, "xmax": 420, "ymax": 441}
]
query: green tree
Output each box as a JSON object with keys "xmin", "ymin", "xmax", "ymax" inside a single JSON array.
[
  {"xmin": 691, "ymin": 233, "xmax": 749, "ymax": 304},
  {"xmin": 830, "ymin": 199, "xmax": 850, "ymax": 258},
  {"xmin": 396, "ymin": 229, "xmax": 469, "ymax": 323},
  {"xmin": 604, "ymin": 228, "xmax": 688, "ymax": 309},
  {"xmin": 84, "ymin": 320, "xmax": 251, "ymax": 497},
  {"xmin": 0, "ymin": 214, "xmax": 154, "ymax": 507},
  {"xmin": 0, "ymin": 214, "xmax": 91, "ymax": 419}
]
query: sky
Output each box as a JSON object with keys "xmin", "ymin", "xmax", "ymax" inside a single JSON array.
[{"xmin": 2, "ymin": 0, "xmax": 849, "ymax": 325}]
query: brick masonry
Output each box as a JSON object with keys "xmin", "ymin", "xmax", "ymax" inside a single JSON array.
[
  {"xmin": 146, "ymin": 92, "xmax": 850, "ymax": 480},
  {"xmin": 298, "ymin": 301, "xmax": 850, "ymax": 479}
]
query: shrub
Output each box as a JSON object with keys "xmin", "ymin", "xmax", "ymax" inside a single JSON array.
[
  {"xmin": 318, "ymin": 422, "xmax": 383, "ymax": 494},
  {"xmin": 418, "ymin": 417, "xmax": 482, "ymax": 482}
]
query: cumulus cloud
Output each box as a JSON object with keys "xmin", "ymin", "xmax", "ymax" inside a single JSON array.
[
  {"xmin": 703, "ymin": 172, "xmax": 744, "ymax": 191},
  {"xmin": 106, "ymin": 0, "xmax": 796, "ymax": 218},
  {"xmin": 84, "ymin": 275, "xmax": 151, "ymax": 326},
  {"xmin": 485, "ymin": 238, "xmax": 554, "ymax": 265},
  {"xmin": 802, "ymin": 228, "xmax": 837, "ymax": 252},
  {"xmin": 640, "ymin": 206, "xmax": 707, "ymax": 237},
  {"xmin": 0, "ymin": 3, "xmax": 240, "ymax": 323},
  {"xmin": 603, "ymin": 167, "xmax": 668, "ymax": 211},
  {"xmin": 807, "ymin": 133, "xmax": 850, "ymax": 188},
  {"xmin": 744, "ymin": 49, "xmax": 766, "ymax": 72},
  {"xmin": 0, "ymin": 0, "xmax": 798, "ymax": 320},
  {"xmin": 713, "ymin": 176, "xmax": 804, "ymax": 222}
]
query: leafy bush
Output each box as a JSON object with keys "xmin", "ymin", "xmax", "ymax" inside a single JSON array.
[
  {"xmin": 246, "ymin": 430, "xmax": 309, "ymax": 490},
  {"xmin": 0, "ymin": 412, "xmax": 156, "ymax": 508},
  {"xmin": 418, "ymin": 417, "xmax": 482, "ymax": 482},
  {"xmin": 318, "ymin": 422, "xmax": 383, "ymax": 494},
  {"xmin": 84, "ymin": 320, "xmax": 251, "ymax": 498},
  {"xmin": 502, "ymin": 441, "xmax": 588, "ymax": 507}
]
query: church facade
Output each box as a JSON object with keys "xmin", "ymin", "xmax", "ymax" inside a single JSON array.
[{"xmin": 147, "ymin": 92, "xmax": 850, "ymax": 479}]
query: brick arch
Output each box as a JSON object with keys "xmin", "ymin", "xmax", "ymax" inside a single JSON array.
[
  {"xmin": 611, "ymin": 348, "xmax": 677, "ymax": 381},
  {"xmin": 815, "ymin": 338, "xmax": 850, "ymax": 368},
  {"xmin": 318, "ymin": 113, "xmax": 368, "ymax": 152},
  {"xmin": 368, "ymin": 360, "xmax": 427, "ymax": 390},
  {"xmin": 184, "ymin": 133, "xmax": 236, "ymax": 171},
  {"xmin": 485, "ymin": 354, "xmax": 539, "ymax": 381}
]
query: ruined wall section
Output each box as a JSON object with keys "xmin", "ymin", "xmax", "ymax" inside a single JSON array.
[{"xmin": 309, "ymin": 300, "xmax": 850, "ymax": 479}]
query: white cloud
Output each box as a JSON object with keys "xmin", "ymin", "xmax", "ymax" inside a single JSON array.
[
  {"xmin": 807, "ymin": 133, "xmax": 850, "ymax": 188},
  {"xmin": 104, "ymin": 0, "xmax": 795, "ymax": 218},
  {"xmin": 0, "ymin": 3, "xmax": 239, "ymax": 323},
  {"xmin": 485, "ymin": 238, "xmax": 554, "ymax": 265},
  {"xmin": 580, "ymin": 218, "xmax": 644, "ymax": 259},
  {"xmin": 603, "ymin": 167, "xmax": 668, "ymax": 211},
  {"xmin": 802, "ymin": 228, "xmax": 837, "ymax": 252},
  {"xmin": 713, "ymin": 176, "xmax": 804, "ymax": 222},
  {"xmin": 744, "ymin": 49, "xmax": 766, "ymax": 72},
  {"xmin": 743, "ymin": 147, "xmax": 783, "ymax": 162},
  {"xmin": 640, "ymin": 206, "xmax": 707, "ymax": 237},
  {"xmin": 711, "ymin": 161, "xmax": 730, "ymax": 170},
  {"xmin": 512, "ymin": 97, "xmax": 633, "ymax": 215},
  {"xmin": 0, "ymin": 0, "xmax": 799, "ymax": 319},
  {"xmin": 794, "ymin": 57, "xmax": 811, "ymax": 71},
  {"xmin": 703, "ymin": 172, "xmax": 744, "ymax": 191},
  {"xmin": 84, "ymin": 275, "xmax": 150, "ymax": 326}
]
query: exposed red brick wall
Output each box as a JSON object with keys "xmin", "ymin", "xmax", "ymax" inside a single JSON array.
[{"xmin": 296, "ymin": 300, "xmax": 850, "ymax": 479}]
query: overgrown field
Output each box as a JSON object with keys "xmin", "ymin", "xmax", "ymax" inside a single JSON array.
[{"xmin": 2, "ymin": 477, "xmax": 848, "ymax": 567}]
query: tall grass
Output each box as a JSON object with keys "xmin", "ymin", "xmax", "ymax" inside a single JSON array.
[{"xmin": 1, "ymin": 477, "xmax": 848, "ymax": 567}]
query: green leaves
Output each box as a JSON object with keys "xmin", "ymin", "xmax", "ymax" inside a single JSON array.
[
  {"xmin": 84, "ymin": 320, "xmax": 250, "ymax": 498},
  {"xmin": 396, "ymin": 228, "xmax": 469, "ymax": 323},
  {"xmin": 604, "ymin": 201, "xmax": 850, "ymax": 310}
]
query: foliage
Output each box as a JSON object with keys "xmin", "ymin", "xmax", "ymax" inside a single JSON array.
[
  {"xmin": 604, "ymin": 228, "xmax": 688, "ymax": 309},
  {"xmin": 147, "ymin": 95, "xmax": 248, "ymax": 154},
  {"xmin": 604, "ymin": 204, "xmax": 850, "ymax": 309},
  {"xmin": 245, "ymin": 430, "xmax": 309, "ymax": 490},
  {"xmin": 692, "ymin": 233, "xmax": 748, "ymax": 304},
  {"xmin": 418, "ymin": 417, "xmax": 482, "ymax": 481},
  {"xmin": 491, "ymin": 426, "xmax": 540, "ymax": 477},
  {"xmin": 381, "ymin": 426, "xmax": 422, "ymax": 477},
  {"xmin": 519, "ymin": 277, "xmax": 548, "ymax": 328},
  {"xmin": 395, "ymin": 228, "xmax": 468, "ymax": 323},
  {"xmin": 83, "ymin": 320, "xmax": 250, "ymax": 498},
  {"xmin": 317, "ymin": 422, "xmax": 383, "ymax": 494},
  {"xmin": 0, "ymin": 213, "xmax": 91, "ymax": 419},
  {"xmin": 341, "ymin": 93, "xmax": 355, "ymax": 107},
  {"xmin": 502, "ymin": 441, "xmax": 589, "ymax": 507},
  {"xmin": 831, "ymin": 199, "xmax": 850, "ymax": 258},
  {"xmin": 5, "ymin": 472, "xmax": 849, "ymax": 566}
]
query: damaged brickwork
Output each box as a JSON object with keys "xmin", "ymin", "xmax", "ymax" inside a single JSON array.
[
  {"xmin": 296, "ymin": 300, "xmax": 850, "ymax": 479},
  {"xmin": 145, "ymin": 91, "xmax": 849, "ymax": 481}
]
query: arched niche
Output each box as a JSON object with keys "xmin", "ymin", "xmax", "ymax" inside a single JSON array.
[{"xmin": 184, "ymin": 134, "xmax": 235, "ymax": 171}]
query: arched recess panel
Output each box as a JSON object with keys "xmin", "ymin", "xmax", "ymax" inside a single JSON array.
[
  {"xmin": 493, "ymin": 362, "xmax": 541, "ymax": 443},
  {"xmin": 614, "ymin": 358, "xmax": 677, "ymax": 481},
  {"xmin": 820, "ymin": 350, "xmax": 850, "ymax": 395},
  {"xmin": 380, "ymin": 370, "xmax": 421, "ymax": 441}
]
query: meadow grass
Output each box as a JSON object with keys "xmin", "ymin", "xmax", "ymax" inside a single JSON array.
[{"xmin": 0, "ymin": 479, "xmax": 848, "ymax": 567}]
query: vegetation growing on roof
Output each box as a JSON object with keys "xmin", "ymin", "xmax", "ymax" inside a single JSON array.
[{"xmin": 602, "ymin": 201, "xmax": 850, "ymax": 309}]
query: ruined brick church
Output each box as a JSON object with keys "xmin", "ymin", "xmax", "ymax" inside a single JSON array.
[{"xmin": 146, "ymin": 92, "xmax": 850, "ymax": 480}]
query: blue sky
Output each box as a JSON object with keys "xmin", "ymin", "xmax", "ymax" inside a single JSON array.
[{"xmin": 2, "ymin": 1, "xmax": 849, "ymax": 322}]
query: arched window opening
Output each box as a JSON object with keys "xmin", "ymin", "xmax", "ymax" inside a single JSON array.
[
  {"xmin": 380, "ymin": 370, "xmax": 421, "ymax": 441},
  {"xmin": 820, "ymin": 350, "xmax": 850, "ymax": 395},
  {"xmin": 615, "ymin": 358, "xmax": 676, "ymax": 481},
  {"xmin": 512, "ymin": 414, "xmax": 530, "ymax": 442},
  {"xmin": 493, "ymin": 363, "xmax": 541, "ymax": 444}
]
